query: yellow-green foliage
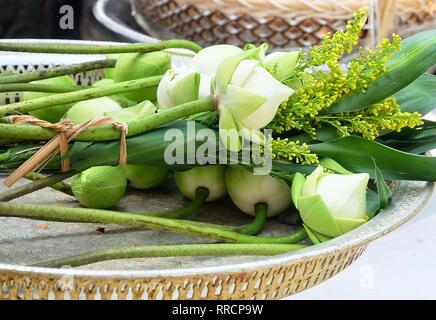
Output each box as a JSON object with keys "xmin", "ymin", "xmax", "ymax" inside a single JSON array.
[
  {"xmin": 271, "ymin": 138, "xmax": 318, "ymax": 164},
  {"xmin": 268, "ymin": 8, "xmax": 420, "ymax": 143}
]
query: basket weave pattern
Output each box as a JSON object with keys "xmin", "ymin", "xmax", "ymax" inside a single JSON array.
[
  {"xmin": 134, "ymin": 0, "xmax": 372, "ymax": 48},
  {"xmin": 133, "ymin": 0, "xmax": 435, "ymax": 49},
  {"xmin": 0, "ymin": 244, "xmax": 367, "ymax": 300}
]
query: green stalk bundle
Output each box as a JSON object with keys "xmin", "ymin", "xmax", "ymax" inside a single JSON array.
[
  {"xmin": 0, "ymin": 98, "xmax": 214, "ymax": 142},
  {"xmin": 0, "ymin": 76, "xmax": 163, "ymax": 117}
]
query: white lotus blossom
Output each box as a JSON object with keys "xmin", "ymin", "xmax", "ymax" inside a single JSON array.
[
  {"xmin": 216, "ymin": 48, "xmax": 294, "ymax": 151},
  {"xmin": 157, "ymin": 69, "xmax": 210, "ymax": 109},
  {"xmin": 292, "ymin": 166, "xmax": 369, "ymax": 238}
]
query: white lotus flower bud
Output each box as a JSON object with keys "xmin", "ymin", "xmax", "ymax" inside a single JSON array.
[
  {"xmin": 215, "ymin": 47, "xmax": 295, "ymax": 151},
  {"xmin": 157, "ymin": 69, "xmax": 210, "ymax": 109},
  {"xmin": 292, "ymin": 165, "xmax": 369, "ymax": 238},
  {"xmin": 191, "ymin": 44, "xmax": 243, "ymax": 77},
  {"xmin": 264, "ymin": 51, "xmax": 301, "ymax": 80},
  {"xmin": 175, "ymin": 165, "xmax": 227, "ymax": 202},
  {"xmin": 225, "ymin": 166, "xmax": 291, "ymax": 217},
  {"xmin": 314, "ymin": 173, "xmax": 369, "ymax": 220}
]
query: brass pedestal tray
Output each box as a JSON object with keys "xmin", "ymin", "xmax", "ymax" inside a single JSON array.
[{"xmin": 0, "ymin": 41, "xmax": 434, "ymax": 300}]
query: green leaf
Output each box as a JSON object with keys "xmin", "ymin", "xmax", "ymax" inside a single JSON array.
[
  {"xmin": 395, "ymin": 74, "xmax": 436, "ymax": 115},
  {"xmin": 291, "ymin": 125, "xmax": 341, "ymax": 144},
  {"xmin": 378, "ymin": 121, "xmax": 436, "ymax": 154},
  {"xmin": 330, "ymin": 30, "xmax": 436, "ymax": 113},
  {"xmin": 67, "ymin": 121, "xmax": 216, "ymax": 172},
  {"xmin": 271, "ymin": 160, "xmax": 317, "ymax": 176},
  {"xmin": 373, "ymin": 159, "xmax": 392, "ymax": 209},
  {"xmin": 319, "ymin": 157, "xmax": 353, "ymax": 174},
  {"xmin": 309, "ymin": 135, "xmax": 436, "ymax": 181},
  {"xmin": 366, "ymin": 188, "xmax": 380, "ymax": 219}
]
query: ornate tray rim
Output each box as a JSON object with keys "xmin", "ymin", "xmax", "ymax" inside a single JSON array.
[
  {"xmin": 0, "ymin": 40, "xmax": 434, "ymax": 283},
  {"xmin": 0, "ymin": 181, "xmax": 433, "ymax": 279}
]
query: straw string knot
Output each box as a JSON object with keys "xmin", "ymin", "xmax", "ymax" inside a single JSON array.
[{"xmin": 4, "ymin": 115, "xmax": 128, "ymax": 187}]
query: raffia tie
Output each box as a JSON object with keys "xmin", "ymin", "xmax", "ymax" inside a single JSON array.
[{"xmin": 4, "ymin": 115, "xmax": 128, "ymax": 187}]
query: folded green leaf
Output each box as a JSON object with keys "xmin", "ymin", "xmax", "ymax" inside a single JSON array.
[
  {"xmin": 309, "ymin": 136, "xmax": 436, "ymax": 181},
  {"xmin": 373, "ymin": 159, "xmax": 392, "ymax": 209},
  {"xmin": 378, "ymin": 120, "xmax": 436, "ymax": 154},
  {"xmin": 366, "ymin": 188, "xmax": 380, "ymax": 219}
]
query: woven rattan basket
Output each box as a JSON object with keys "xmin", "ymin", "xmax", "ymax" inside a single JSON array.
[
  {"xmin": 0, "ymin": 41, "xmax": 434, "ymax": 300},
  {"xmin": 130, "ymin": 0, "xmax": 435, "ymax": 50}
]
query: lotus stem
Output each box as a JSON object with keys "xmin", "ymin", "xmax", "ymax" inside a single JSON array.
[
  {"xmin": 236, "ymin": 203, "xmax": 268, "ymax": 235},
  {"xmin": 0, "ymin": 59, "xmax": 116, "ymax": 85},
  {"xmin": 0, "ymin": 172, "xmax": 76, "ymax": 202},
  {"xmin": 0, "ymin": 83, "xmax": 84, "ymax": 93},
  {"xmin": 25, "ymin": 172, "xmax": 73, "ymax": 197},
  {"xmin": 0, "ymin": 201, "xmax": 308, "ymax": 244},
  {"xmin": 0, "ymin": 97, "xmax": 215, "ymax": 141},
  {"xmin": 0, "ymin": 76, "xmax": 163, "ymax": 117},
  {"xmin": 183, "ymin": 204, "xmax": 269, "ymax": 236},
  {"xmin": 34, "ymin": 243, "xmax": 307, "ymax": 268},
  {"xmin": 0, "ymin": 39, "xmax": 202, "ymax": 55},
  {"xmin": 136, "ymin": 187, "xmax": 209, "ymax": 219}
]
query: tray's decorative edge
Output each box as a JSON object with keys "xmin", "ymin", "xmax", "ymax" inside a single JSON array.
[
  {"xmin": 0, "ymin": 244, "xmax": 368, "ymax": 300},
  {"xmin": 0, "ymin": 180, "xmax": 432, "ymax": 300}
]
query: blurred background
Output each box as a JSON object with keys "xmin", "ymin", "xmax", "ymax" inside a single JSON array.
[{"xmin": 0, "ymin": 0, "xmax": 434, "ymax": 50}]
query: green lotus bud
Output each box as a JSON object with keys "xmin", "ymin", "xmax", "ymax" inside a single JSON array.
[
  {"xmin": 214, "ymin": 47, "xmax": 294, "ymax": 152},
  {"xmin": 105, "ymin": 100, "xmax": 156, "ymax": 123},
  {"xmin": 92, "ymin": 79, "xmax": 137, "ymax": 108},
  {"xmin": 63, "ymin": 97, "xmax": 122, "ymax": 124},
  {"xmin": 264, "ymin": 51, "xmax": 300, "ymax": 80},
  {"xmin": 225, "ymin": 166, "xmax": 291, "ymax": 217},
  {"xmin": 157, "ymin": 69, "xmax": 210, "ymax": 109},
  {"xmin": 25, "ymin": 75, "xmax": 76, "ymax": 123},
  {"xmin": 113, "ymin": 52, "xmax": 172, "ymax": 102},
  {"xmin": 71, "ymin": 166, "xmax": 127, "ymax": 209},
  {"xmin": 175, "ymin": 165, "xmax": 227, "ymax": 202},
  {"xmin": 293, "ymin": 165, "xmax": 369, "ymax": 238},
  {"xmin": 124, "ymin": 165, "xmax": 169, "ymax": 190}
]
